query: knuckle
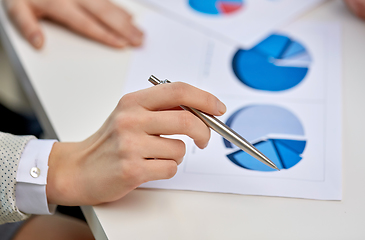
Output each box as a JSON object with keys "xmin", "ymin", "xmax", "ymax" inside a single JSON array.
[
  {"xmin": 169, "ymin": 82, "xmax": 188, "ymax": 102},
  {"xmin": 118, "ymin": 136, "xmax": 136, "ymax": 157},
  {"xmin": 115, "ymin": 113, "xmax": 136, "ymax": 129},
  {"xmin": 118, "ymin": 93, "xmax": 137, "ymax": 109},
  {"xmin": 119, "ymin": 161, "xmax": 145, "ymax": 184}
]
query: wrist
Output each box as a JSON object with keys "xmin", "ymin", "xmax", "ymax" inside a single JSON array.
[{"xmin": 46, "ymin": 141, "xmax": 84, "ymax": 206}]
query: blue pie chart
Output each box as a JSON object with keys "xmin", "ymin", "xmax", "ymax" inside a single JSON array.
[
  {"xmin": 224, "ymin": 105, "xmax": 306, "ymax": 171},
  {"xmin": 189, "ymin": 0, "xmax": 244, "ymax": 15},
  {"xmin": 232, "ymin": 34, "xmax": 311, "ymax": 91}
]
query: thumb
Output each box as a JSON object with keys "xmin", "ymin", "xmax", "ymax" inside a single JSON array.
[{"xmin": 6, "ymin": 1, "xmax": 44, "ymax": 49}]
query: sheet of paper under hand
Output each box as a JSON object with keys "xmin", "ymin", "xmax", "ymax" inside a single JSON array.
[{"xmin": 124, "ymin": 12, "xmax": 342, "ymax": 200}]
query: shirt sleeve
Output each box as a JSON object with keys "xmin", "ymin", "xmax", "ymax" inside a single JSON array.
[{"xmin": 15, "ymin": 139, "xmax": 57, "ymax": 215}]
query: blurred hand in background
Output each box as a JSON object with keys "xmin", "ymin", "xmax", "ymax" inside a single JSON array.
[{"xmin": 4, "ymin": 0, "xmax": 144, "ymax": 49}]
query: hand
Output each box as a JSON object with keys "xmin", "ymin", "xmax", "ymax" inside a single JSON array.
[
  {"xmin": 4, "ymin": 0, "xmax": 144, "ymax": 49},
  {"xmin": 46, "ymin": 82, "xmax": 227, "ymax": 206},
  {"xmin": 344, "ymin": 0, "xmax": 365, "ymax": 19}
]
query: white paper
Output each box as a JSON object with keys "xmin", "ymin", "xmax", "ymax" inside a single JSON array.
[
  {"xmin": 124, "ymin": 13, "xmax": 342, "ymax": 200},
  {"xmin": 136, "ymin": 0, "xmax": 325, "ymax": 48}
]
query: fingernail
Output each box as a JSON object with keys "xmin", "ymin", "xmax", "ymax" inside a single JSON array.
[
  {"xmin": 30, "ymin": 33, "xmax": 42, "ymax": 48},
  {"xmin": 218, "ymin": 101, "xmax": 227, "ymax": 115}
]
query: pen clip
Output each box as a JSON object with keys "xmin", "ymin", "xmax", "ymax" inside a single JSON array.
[{"xmin": 149, "ymin": 75, "xmax": 171, "ymax": 85}]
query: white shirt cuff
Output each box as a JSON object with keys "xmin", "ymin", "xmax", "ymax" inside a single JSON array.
[{"xmin": 16, "ymin": 139, "xmax": 57, "ymax": 215}]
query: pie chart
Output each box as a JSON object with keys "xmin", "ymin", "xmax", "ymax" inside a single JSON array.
[
  {"xmin": 232, "ymin": 34, "xmax": 311, "ymax": 91},
  {"xmin": 224, "ymin": 105, "xmax": 306, "ymax": 171},
  {"xmin": 189, "ymin": 0, "xmax": 244, "ymax": 15}
]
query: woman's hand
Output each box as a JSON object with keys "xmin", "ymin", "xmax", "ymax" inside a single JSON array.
[
  {"xmin": 46, "ymin": 82, "xmax": 227, "ymax": 206},
  {"xmin": 4, "ymin": 0, "xmax": 143, "ymax": 49}
]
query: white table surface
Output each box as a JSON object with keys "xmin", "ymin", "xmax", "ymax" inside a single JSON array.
[{"xmin": 1, "ymin": 0, "xmax": 365, "ymax": 239}]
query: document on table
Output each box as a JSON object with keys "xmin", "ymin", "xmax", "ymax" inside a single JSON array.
[
  {"xmin": 136, "ymin": 0, "xmax": 325, "ymax": 48},
  {"xmin": 124, "ymin": 12, "xmax": 342, "ymax": 200}
]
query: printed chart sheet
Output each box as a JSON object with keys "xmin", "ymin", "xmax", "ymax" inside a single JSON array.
[
  {"xmin": 136, "ymin": 0, "xmax": 325, "ymax": 47},
  {"xmin": 124, "ymin": 13, "xmax": 342, "ymax": 200}
]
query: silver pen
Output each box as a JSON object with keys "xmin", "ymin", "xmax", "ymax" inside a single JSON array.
[{"xmin": 148, "ymin": 75, "xmax": 279, "ymax": 171}]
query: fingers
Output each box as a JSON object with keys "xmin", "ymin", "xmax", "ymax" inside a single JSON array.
[
  {"xmin": 79, "ymin": 0, "xmax": 143, "ymax": 46},
  {"xmin": 142, "ymin": 159, "xmax": 178, "ymax": 181},
  {"xmin": 118, "ymin": 82, "xmax": 222, "ymax": 149},
  {"xmin": 141, "ymin": 136, "xmax": 186, "ymax": 163},
  {"xmin": 5, "ymin": 0, "xmax": 44, "ymax": 48},
  {"xmin": 41, "ymin": 2, "xmax": 128, "ymax": 48},
  {"xmin": 6, "ymin": 0, "xmax": 142, "ymax": 48},
  {"xmin": 144, "ymin": 111, "xmax": 211, "ymax": 149},
  {"xmin": 135, "ymin": 82, "xmax": 227, "ymax": 116}
]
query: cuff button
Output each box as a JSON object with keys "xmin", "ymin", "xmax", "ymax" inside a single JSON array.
[{"xmin": 30, "ymin": 167, "xmax": 41, "ymax": 178}]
